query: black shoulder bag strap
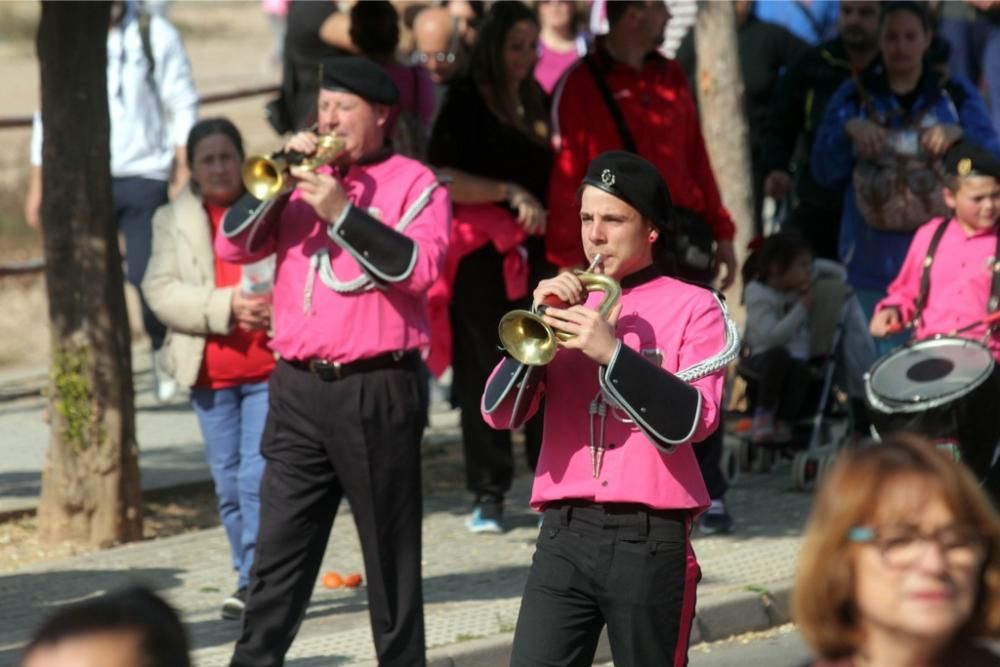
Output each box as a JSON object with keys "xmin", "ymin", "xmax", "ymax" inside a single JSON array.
[
  {"xmin": 911, "ymin": 218, "xmax": 952, "ymax": 328},
  {"xmin": 583, "ymin": 54, "xmax": 636, "ymax": 152}
]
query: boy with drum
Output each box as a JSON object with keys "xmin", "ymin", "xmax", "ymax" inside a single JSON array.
[
  {"xmin": 868, "ymin": 141, "xmax": 1000, "ymax": 498},
  {"xmin": 870, "ymin": 142, "xmax": 1000, "ymax": 357}
]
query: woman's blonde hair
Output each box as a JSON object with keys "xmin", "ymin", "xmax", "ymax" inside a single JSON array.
[{"xmin": 793, "ymin": 432, "xmax": 1000, "ymax": 659}]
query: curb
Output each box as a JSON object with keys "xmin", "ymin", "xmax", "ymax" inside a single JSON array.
[{"xmin": 397, "ymin": 584, "xmax": 793, "ymax": 666}]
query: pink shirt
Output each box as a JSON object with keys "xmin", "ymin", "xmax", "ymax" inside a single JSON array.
[
  {"xmin": 534, "ymin": 40, "xmax": 582, "ymax": 95},
  {"xmin": 214, "ymin": 154, "xmax": 450, "ymax": 363},
  {"xmin": 877, "ymin": 217, "xmax": 1000, "ymax": 361},
  {"xmin": 482, "ymin": 276, "xmax": 726, "ymax": 512}
]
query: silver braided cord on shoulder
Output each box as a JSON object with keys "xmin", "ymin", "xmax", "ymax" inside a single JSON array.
[{"xmin": 675, "ymin": 291, "xmax": 741, "ymax": 383}]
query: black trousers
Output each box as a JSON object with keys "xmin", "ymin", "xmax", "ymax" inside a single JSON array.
[
  {"xmin": 451, "ymin": 242, "xmax": 545, "ymax": 500},
  {"xmin": 511, "ymin": 503, "xmax": 700, "ymax": 667},
  {"xmin": 230, "ymin": 358, "xmax": 428, "ymax": 667}
]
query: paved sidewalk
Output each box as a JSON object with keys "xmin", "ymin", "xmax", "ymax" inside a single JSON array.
[{"xmin": 0, "ymin": 353, "xmax": 813, "ymax": 666}]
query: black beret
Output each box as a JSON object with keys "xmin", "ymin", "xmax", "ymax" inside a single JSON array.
[
  {"xmin": 582, "ymin": 151, "xmax": 673, "ymax": 232},
  {"xmin": 943, "ymin": 141, "xmax": 1000, "ymax": 180},
  {"xmin": 319, "ymin": 56, "xmax": 399, "ymax": 106}
]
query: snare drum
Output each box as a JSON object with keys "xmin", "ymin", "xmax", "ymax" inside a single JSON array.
[{"xmin": 864, "ymin": 337, "xmax": 1000, "ymax": 481}]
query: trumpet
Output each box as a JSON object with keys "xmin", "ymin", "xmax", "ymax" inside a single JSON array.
[
  {"xmin": 498, "ymin": 255, "xmax": 621, "ymax": 367},
  {"xmin": 242, "ymin": 133, "xmax": 347, "ymax": 201}
]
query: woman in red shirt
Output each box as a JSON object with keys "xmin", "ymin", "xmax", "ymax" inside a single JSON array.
[{"xmin": 142, "ymin": 118, "xmax": 274, "ymax": 621}]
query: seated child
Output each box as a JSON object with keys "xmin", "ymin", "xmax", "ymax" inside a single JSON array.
[
  {"xmin": 743, "ymin": 231, "xmax": 876, "ymax": 443},
  {"xmin": 871, "ymin": 142, "xmax": 1000, "ymax": 361}
]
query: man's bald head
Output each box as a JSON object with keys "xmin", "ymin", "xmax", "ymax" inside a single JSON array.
[{"xmin": 413, "ymin": 6, "xmax": 462, "ymax": 84}]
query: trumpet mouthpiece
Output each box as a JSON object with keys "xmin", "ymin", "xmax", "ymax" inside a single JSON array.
[{"xmin": 586, "ymin": 254, "xmax": 603, "ymax": 272}]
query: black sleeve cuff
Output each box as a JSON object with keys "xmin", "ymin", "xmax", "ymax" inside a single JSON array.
[
  {"xmin": 599, "ymin": 342, "xmax": 702, "ymax": 452},
  {"xmin": 482, "ymin": 356, "xmax": 544, "ymax": 429},
  {"xmin": 329, "ymin": 205, "xmax": 417, "ymax": 282},
  {"xmin": 222, "ymin": 192, "xmax": 282, "ymax": 248}
]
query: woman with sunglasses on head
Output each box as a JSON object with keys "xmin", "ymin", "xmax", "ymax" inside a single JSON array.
[{"xmin": 795, "ymin": 432, "xmax": 1000, "ymax": 667}]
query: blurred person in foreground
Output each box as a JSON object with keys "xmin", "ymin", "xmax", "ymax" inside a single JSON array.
[
  {"xmin": 218, "ymin": 56, "xmax": 449, "ymax": 666},
  {"xmin": 142, "ymin": 118, "xmax": 274, "ymax": 621},
  {"xmin": 794, "ymin": 432, "xmax": 1000, "ymax": 667},
  {"xmin": 20, "ymin": 586, "xmax": 190, "ymax": 667}
]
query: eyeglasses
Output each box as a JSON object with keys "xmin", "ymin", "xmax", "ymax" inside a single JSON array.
[
  {"xmin": 417, "ymin": 50, "xmax": 457, "ymax": 65},
  {"xmin": 848, "ymin": 524, "xmax": 987, "ymax": 570}
]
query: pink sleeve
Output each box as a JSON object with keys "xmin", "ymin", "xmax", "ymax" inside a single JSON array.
[
  {"xmin": 390, "ymin": 172, "xmax": 451, "ymax": 294},
  {"xmin": 213, "ymin": 211, "xmax": 279, "ymax": 264},
  {"xmin": 679, "ymin": 296, "xmax": 728, "ymax": 443}
]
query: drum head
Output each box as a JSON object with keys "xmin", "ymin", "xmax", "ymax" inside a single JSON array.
[{"xmin": 867, "ymin": 337, "xmax": 995, "ymax": 411}]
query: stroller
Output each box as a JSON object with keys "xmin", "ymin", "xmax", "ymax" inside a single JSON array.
[{"xmin": 731, "ymin": 279, "xmax": 874, "ymax": 490}]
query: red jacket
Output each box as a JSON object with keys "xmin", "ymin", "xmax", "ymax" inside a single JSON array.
[{"xmin": 547, "ymin": 41, "xmax": 735, "ymax": 269}]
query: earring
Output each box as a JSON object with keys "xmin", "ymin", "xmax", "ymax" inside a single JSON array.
[{"xmin": 648, "ymin": 233, "xmax": 658, "ymax": 243}]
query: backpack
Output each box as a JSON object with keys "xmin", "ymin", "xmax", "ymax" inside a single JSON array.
[{"xmin": 850, "ymin": 78, "xmax": 961, "ymax": 233}]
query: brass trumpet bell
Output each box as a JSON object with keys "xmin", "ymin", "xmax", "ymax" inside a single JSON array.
[
  {"xmin": 498, "ymin": 271, "xmax": 621, "ymax": 367},
  {"xmin": 241, "ymin": 134, "xmax": 347, "ymax": 201}
]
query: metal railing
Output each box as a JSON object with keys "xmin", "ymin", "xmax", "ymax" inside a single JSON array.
[{"xmin": 0, "ymin": 83, "xmax": 279, "ymax": 277}]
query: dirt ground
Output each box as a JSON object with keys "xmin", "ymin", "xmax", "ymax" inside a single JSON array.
[
  {"xmin": 0, "ymin": 1, "xmax": 286, "ymax": 373},
  {"xmin": 0, "ymin": 437, "xmax": 468, "ymax": 574}
]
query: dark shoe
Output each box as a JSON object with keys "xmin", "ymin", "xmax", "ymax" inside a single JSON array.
[
  {"xmin": 221, "ymin": 587, "xmax": 247, "ymax": 620},
  {"xmin": 698, "ymin": 503, "xmax": 734, "ymax": 535},
  {"xmin": 465, "ymin": 497, "xmax": 504, "ymax": 534}
]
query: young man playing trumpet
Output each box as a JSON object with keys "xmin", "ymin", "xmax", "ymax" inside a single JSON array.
[
  {"xmin": 482, "ymin": 151, "xmax": 738, "ymax": 666},
  {"xmin": 217, "ymin": 56, "xmax": 450, "ymax": 666}
]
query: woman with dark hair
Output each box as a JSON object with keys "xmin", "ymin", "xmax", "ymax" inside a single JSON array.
[
  {"xmin": 795, "ymin": 433, "xmax": 1000, "ymax": 666},
  {"xmin": 428, "ymin": 0, "xmax": 553, "ymax": 534},
  {"xmin": 142, "ymin": 118, "xmax": 274, "ymax": 620}
]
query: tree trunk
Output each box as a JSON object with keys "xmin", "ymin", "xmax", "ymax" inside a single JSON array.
[
  {"xmin": 694, "ymin": 0, "xmax": 754, "ymax": 304},
  {"xmin": 37, "ymin": 1, "xmax": 143, "ymax": 547}
]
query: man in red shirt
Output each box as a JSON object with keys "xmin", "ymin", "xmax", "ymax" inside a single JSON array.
[{"xmin": 548, "ymin": 0, "xmax": 737, "ymax": 290}]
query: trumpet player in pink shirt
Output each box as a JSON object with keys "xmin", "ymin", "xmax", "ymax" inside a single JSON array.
[
  {"xmin": 481, "ymin": 151, "xmax": 739, "ymax": 666},
  {"xmin": 216, "ymin": 56, "xmax": 449, "ymax": 667}
]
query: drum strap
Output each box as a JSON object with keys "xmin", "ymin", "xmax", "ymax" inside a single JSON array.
[
  {"xmin": 914, "ymin": 219, "xmax": 1000, "ymax": 334},
  {"xmin": 912, "ymin": 219, "xmax": 952, "ymax": 329}
]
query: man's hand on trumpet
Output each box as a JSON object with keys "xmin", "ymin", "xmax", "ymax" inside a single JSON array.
[
  {"xmin": 291, "ymin": 167, "xmax": 350, "ymax": 224},
  {"xmin": 283, "ymin": 130, "xmax": 321, "ymax": 157},
  {"xmin": 533, "ymin": 273, "xmax": 622, "ymax": 366}
]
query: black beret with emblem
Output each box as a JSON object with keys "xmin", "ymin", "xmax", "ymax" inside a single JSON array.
[
  {"xmin": 319, "ymin": 56, "xmax": 399, "ymax": 106},
  {"xmin": 943, "ymin": 141, "xmax": 1000, "ymax": 180},
  {"xmin": 582, "ymin": 150, "xmax": 673, "ymax": 232}
]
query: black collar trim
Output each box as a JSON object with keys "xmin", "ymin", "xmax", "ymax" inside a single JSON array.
[{"xmin": 620, "ymin": 264, "xmax": 662, "ymax": 289}]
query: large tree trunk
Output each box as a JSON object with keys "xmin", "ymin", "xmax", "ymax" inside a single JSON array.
[
  {"xmin": 37, "ymin": 1, "xmax": 143, "ymax": 547},
  {"xmin": 694, "ymin": 0, "xmax": 754, "ymax": 304}
]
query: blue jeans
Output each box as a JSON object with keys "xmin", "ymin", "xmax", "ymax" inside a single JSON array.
[{"xmin": 190, "ymin": 381, "xmax": 269, "ymax": 589}]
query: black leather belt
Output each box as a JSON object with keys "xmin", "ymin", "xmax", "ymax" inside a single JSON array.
[{"xmin": 285, "ymin": 349, "xmax": 420, "ymax": 381}]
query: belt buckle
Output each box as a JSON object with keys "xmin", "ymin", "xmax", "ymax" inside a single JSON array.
[{"xmin": 311, "ymin": 358, "xmax": 343, "ymax": 381}]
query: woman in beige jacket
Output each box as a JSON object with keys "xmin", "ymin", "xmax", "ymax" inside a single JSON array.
[{"xmin": 142, "ymin": 118, "xmax": 274, "ymax": 621}]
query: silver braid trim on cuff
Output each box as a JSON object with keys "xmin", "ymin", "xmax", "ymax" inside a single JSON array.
[{"xmin": 675, "ymin": 292, "xmax": 741, "ymax": 383}]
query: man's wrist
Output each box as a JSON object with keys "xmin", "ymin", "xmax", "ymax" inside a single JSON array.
[{"xmin": 329, "ymin": 202, "xmax": 352, "ymax": 230}]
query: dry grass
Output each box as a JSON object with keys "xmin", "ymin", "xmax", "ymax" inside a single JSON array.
[{"xmin": 0, "ymin": 487, "xmax": 221, "ymax": 574}]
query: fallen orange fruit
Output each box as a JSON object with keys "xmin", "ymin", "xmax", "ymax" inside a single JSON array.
[
  {"xmin": 344, "ymin": 573, "xmax": 363, "ymax": 588},
  {"xmin": 321, "ymin": 571, "xmax": 344, "ymax": 589}
]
